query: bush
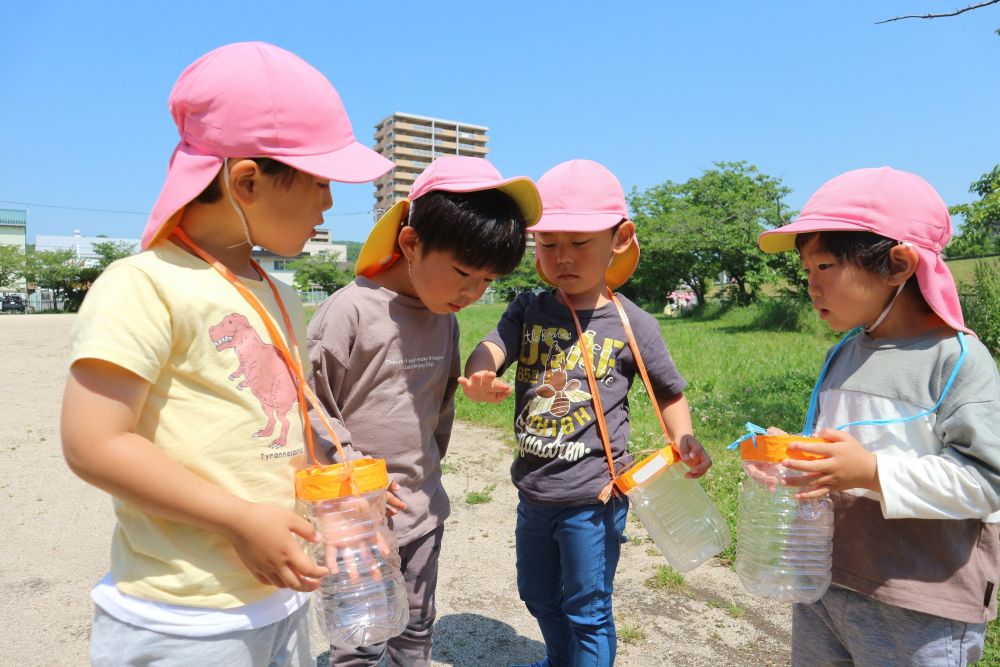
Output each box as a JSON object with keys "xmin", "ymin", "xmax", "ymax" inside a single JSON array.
[{"xmin": 962, "ymin": 261, "xmax": 1000, "ymax": 357}]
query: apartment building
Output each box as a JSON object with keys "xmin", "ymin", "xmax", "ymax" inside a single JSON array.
[{"xmin": 372, "ymin": 112, "xmax": 489, "ymax": 217}]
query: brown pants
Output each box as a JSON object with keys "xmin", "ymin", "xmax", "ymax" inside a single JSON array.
[{"xmin": 329, "ymin": 523, "xmax": 445, "ymax": 667}]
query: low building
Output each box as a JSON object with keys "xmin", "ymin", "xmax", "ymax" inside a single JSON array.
[
  {"xmin": 34, "ymin": 228, "xmax": 346, "ymax": 295},
  {"xmin": 1, "ymin": 208, "xmax": 28, "ymax": 292},
  {"xmin": 35, "ymin": 230, "xmax": 139, "ymax": 266}
]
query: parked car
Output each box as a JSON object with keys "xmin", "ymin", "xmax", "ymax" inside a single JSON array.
[{"xmin": 1, "ymin": 294, "xmax": 26, "ymax": 313}]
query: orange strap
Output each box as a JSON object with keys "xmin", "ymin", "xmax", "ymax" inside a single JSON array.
[
  {"xmin": 171, "ymin": 229, "xmax": 354, "ymax": 490},
  {"xmin": 560, "ymin": 288, "xmax": 678, "ymax": 502},
  {"xmin": 561, "ymin": 289, "xmax": 617, "ymax": 502},
  {"xmin": 608, "ymin": 291, "xmax": 676, "ymax": 453}
]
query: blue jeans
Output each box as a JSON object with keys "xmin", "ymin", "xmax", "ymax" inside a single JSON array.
[{"xmin": 515, "ymin": 494, "xmax": 629, "ymax": 667}]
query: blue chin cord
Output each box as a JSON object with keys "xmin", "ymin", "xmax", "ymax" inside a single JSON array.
[{"xmin": 728, "ymin": 328, "xmax": 968, "ymax": 450}]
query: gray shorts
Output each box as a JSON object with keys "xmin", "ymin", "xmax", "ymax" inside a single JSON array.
[
  {"xmin": 792, "ymin": 586, "xmax": 987, "ymax": 667},
  {"xmin": 90, "ymin": 602, "xmax": 313, "ymax": 667}
]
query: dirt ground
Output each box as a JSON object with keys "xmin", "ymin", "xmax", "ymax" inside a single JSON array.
[{"xmin": 0, "ymin": 314, "xmax": 791, "ymax": 666}]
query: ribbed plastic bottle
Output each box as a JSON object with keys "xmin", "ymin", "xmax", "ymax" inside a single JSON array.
[
  {"xmin": 617, "ymin": 445, "xmax": 731, "ymax": 572},
  {"xmin": 296, "ymin": 458, "xmax": 409, "ymax": 646},
  {"xmin": 736, "ymin": 435, "xmax": 834, "ymax": 603}
]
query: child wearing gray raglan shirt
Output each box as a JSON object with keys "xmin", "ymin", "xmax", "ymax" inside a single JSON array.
[{"xmin": 756, "ymin": 167, "xmax": 1000, "ymax": 667}]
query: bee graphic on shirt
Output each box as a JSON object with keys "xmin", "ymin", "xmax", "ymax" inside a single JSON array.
[{"xmin": 530, "ymin": 351, "xmax": 591, "ymax": 418}]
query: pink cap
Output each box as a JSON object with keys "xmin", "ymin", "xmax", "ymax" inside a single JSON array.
[
  {"xmin": 531, "ymin": 159, "xmax": 639, "ymax": 289},
  {"xmin": 141, "ymin": 42, "xmax": 394, "ymax": 249},
  {"xmin": 759, "ymin": 167, "xmax": 972, "ymax": 335},
  {"xmin": 533, "ymin": 159, "xmax": 629, "ymax": 232},
  {"xmin": 355, "ymin": 156, "xmax": 541, "ymax": 277}
]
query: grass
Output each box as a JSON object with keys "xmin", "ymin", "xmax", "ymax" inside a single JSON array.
[
  {"xmin": 465, "ymin": 483, "xmax": 496, "ymax": 505},
  {"xmin": 615, "ymin": 617, "xmax": 646, "ymax": 645},
  {"xmin": 644, "ymin": 565, "xmax": 686, "ymax": 592},
  {"xmin": 946, "ymin": 254, "xmax": 1000, "ymax": 291}
]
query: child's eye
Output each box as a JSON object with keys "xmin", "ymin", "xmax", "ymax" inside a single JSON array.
[
  {"xmin": 817, "ymin": 263, "xmax": 833, "ymax": 271},
  {"xmin": 538, "ymin": 242, "xmax": 554, "ymax": 249},
  {"xmin": 572, "ymin": 240, "xmax": 589, "ymax": 247},
  {"xmin": 454, "ymin": 267, "xmax": 470, "ymax": 277}
]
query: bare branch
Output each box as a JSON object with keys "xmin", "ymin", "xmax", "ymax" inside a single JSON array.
[{"xmin": 876, "ymin": 0, "xmax": 1000, "ymax": 24}]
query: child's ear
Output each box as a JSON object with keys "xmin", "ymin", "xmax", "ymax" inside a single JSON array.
[
  {"xmin": 229, "ymin": 159, "xmax": 261, "ymax": 204},
  {"xmin": 887, "ymin": 243, "xmax": 920, "ymax": 286},
  {"xmin": 398, "ymin": 225, "xmax": 421, "ymax": 260},
  {"xmin": 612, "ymin": 220, "xmax": 637, "ymax": 255}
]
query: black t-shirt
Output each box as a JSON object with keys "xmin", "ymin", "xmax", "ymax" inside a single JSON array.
[{"xmin": 485, "ymin": 290, "xmax": 686, "ymax": 506}]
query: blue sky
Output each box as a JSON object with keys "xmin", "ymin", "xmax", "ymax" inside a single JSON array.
[{"xmin": 2, "ymin": 1, "xmax": 998, "ymax": 244}]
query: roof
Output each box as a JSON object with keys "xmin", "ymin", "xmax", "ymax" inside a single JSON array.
[{"xmin": 0, "ymin": 209, "xmax": 27, "ymax": 226}]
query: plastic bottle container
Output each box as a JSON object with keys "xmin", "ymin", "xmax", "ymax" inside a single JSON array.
[
  {"xmin": 735, "ymin": 435, "xmax": 834, "ymax": 603},
  {"xmin": 617, "ymin": 445, "xmax": 731, "ymax": 572},
  {"xmin": 296, "ymin": 458, "xmax": 408, "ymax": 646}
]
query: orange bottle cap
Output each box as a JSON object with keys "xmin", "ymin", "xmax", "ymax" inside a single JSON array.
[
  {"xmin": 616, "ymin": 445, "xmax": 680, "ymax": 494},
  {"xmin": 295, "ymin": 457, "xmax": 388, "ymax": 501},
  {"xmin": 739, "ymin": 434, "xmax": 827, "ymax": 463}
]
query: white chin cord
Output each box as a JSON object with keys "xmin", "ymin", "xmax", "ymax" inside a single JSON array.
[
  {"xmin": 864, "ymin": 282, "xmax": 905, "ymax": 333},
  {"xmin": 222, "ymin": 158, "xmax": 254, "ymax": 250}
]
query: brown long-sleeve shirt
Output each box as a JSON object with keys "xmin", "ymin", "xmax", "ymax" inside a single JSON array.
[{"xmin": 306, "ymin": 277, "xmax": 460, "ymax": 547}]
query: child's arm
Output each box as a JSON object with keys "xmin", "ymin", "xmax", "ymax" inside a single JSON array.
[
  {"xmin": 62, "ymin": 359, "xmax": 328, "ymax": 591},
  {"xmin": 658, "ymin": 392, "xmax": 712, "ymax": 478},
  {"xmin": 459, "ymin": 341, "xmax": 511, "ymax": 403}
]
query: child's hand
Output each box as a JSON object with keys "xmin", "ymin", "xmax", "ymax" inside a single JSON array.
[
  {"xmin": 315, "ymin": 494, "xmax": 395, "ymax": 582},
  {"xmin": 781, "ymin": 428, "xmax": 880, "ymax": 499},
  {"xmin": 457, "ymin": 370, "xmax": 512, "ymax": 403},
  {"xmin": 224, "ymin": 502, "xmax": 329, "ymax": 592},
  {"xmin": 676, "ymin": 434, "xmax": 712, "ymax": 478},
  {"xmin": 386, "ymin": 480, "xmax": 407, "ymax": 517}
]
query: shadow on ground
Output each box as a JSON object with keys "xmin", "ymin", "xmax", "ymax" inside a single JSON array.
[
  {"xmin": 316, "ymin": 613, "xmax": 546, "ymax": 666},
  {"xmin": 433, "ymin": 613, "xmax": 546, "ymax": 666}
]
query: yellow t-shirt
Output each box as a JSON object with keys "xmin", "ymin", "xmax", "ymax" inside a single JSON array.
[{"xmin": 71, "ymin": 240, "xmax": 310, "ymax": 608}]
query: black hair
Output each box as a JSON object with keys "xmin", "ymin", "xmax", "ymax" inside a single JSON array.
[
  {"xmin": 795, "ymin": 230, "xmax": 923, "ymax": 298},
  {"xmin": 795, "ymin": 231, "xmax": 898, "ymax": 276},
  {"xmin": 193, "ymin": 158, "xmax": 301, "ymax": 204},
  {"xmin": 407, "ymin": 189, "xmax": 528, "ymax": 275}
]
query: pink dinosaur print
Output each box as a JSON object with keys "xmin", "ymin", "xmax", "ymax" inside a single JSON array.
[{"xmin": 209, "ymin": 313, "xmax": 298, "ymax": 448}]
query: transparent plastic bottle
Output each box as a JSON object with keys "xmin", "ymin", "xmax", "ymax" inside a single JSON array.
[
  {"xmin": 735, "ymin": 435, "xmax": 834, "ymax": 603},
  {"xmin": 296, "ymin": 458, "xmax": 409, "ymax": 646},
  {"xmin": 617, "ymin": 446, "xmax": 731, "ymax": 572}
]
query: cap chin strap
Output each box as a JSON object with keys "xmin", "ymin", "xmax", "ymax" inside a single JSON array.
[
  {"xmin": 864, "ymin": 282, "xmax": 905, "ymax": 333},
  {"xmin": 222, "ymin": 158, "xmax": 255, "ymax": 250},
  {"xmin": 865, "ymin": 240, "xmax": 914, "ymax": 333}
]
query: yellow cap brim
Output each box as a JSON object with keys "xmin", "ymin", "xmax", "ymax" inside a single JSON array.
[
  {"xmin": 757, "ymin": 231, "xmax": 798, "ymax": 254},
  {"xmin": 496, "ymin": 178, "xmax": 543, "ymax": 228},
  {"xmin": 535, "ymin": 235, "xmax": 640, "ymax": 291},
  {"xmin": 355, "ymin": 199, "xmax": 409, "ymax": 278}
]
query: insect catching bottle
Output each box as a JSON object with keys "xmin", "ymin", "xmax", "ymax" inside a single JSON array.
[{"xmin": 734, "ymin": 433, "xmax": 834, "ymax": 603}]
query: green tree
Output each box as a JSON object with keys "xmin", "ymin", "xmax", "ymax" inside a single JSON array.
[
  {"xmin": 291, "ymin": 254, "xmax": 353, "ymax": 294},
  {"xmin": 0, "ymin": 245, "xmax": 24, "ymax": 289},
  {"xmin": 25, "ymin": 249, "xmax": 81, "ymax": 310},
  {"xmin": 491, "ymin": 253, "xmax": 542, "ymax": 302},
  {"xmin": 628, "ymin": 162, "xmax": 796, "ymax": 308},
  {"xmin": 23, "ymin": 241, "xmax": 136, "ymax": 312},
  {"xmin": 948, "ymin": 165, "xmax": 1000, "ymax": 258},
  {"xmin": 91, "ymin": 241, "xmax": 137, "ymax": 269}
]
